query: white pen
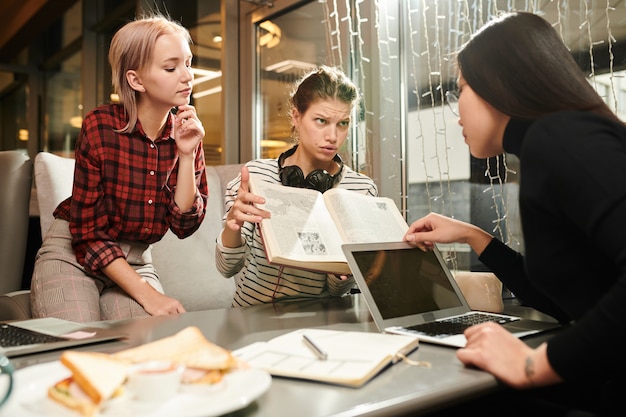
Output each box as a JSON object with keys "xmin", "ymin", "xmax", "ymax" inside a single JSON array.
[{"xmin": 302, "ymin": 334, "xmax": 328, "ymax": 360}]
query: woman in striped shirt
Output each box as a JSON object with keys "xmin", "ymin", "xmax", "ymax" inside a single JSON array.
[{"xmin": 216, "ymin": 66, "xmax": 377, "ymax": 306}]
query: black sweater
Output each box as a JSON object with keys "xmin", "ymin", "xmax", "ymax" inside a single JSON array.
[{"xmin": 478, "ymin": 111, "xmax": 626, "ymax": 383}]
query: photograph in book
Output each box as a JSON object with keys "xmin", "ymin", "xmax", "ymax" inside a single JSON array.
[{"xmin": 248, "ymin": 175, "xmax": 409, "ymax": 274}]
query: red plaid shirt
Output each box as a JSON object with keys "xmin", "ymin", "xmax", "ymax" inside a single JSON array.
[{"xmin": 54, "ymin": 104, "xmax": 208, "ymax": 273}]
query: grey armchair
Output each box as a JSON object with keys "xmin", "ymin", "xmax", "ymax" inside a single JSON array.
[{"xmin": 0, "ymin": 150, "xmax": 33, "ymax": 321}]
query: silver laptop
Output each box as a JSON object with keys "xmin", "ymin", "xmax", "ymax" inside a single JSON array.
[
  {"xmin": 1, "ymin": 318, "xmax": 127, "ymax": 357},
  {"xmin": 342, "ymin": 241, "xmax": 560, "ymax": 348}
]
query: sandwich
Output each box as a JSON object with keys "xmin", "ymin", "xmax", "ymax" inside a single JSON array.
[
  {"xmin": 112, "ymin": 326, "xmax": 239, "ymax": 384},
  {"xmin": 48, "ymin": 326, "xmax": 239, "ymax": 416},
  {"xmin": 48, "ymin": 350, "xmax": 128, "ymax": 417}
]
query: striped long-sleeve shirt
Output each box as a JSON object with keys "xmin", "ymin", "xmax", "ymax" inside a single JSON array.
[{"xmin": 215, "ymin": 158, "xmax": 377, "ymax": 307}]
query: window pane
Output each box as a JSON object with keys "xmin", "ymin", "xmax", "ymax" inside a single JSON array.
[
  {"xmin": 0, "ymin": 70, "xmax": 29, "ymax": 150},
  {"xmin": 257, "ymin": 3, "xmax": 326, "ymax": 160},
  {"xmin": 186, "ymin": 1, "xmax": 223, "ymax": 165},
  {"xmin": 44, "ymin": 50, "xmax": 82, "ymax": 157}
]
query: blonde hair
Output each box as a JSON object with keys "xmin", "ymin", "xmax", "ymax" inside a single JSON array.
[{"xmin": 109, "ymin": 14, "xmax": 191, "ymax": 133}]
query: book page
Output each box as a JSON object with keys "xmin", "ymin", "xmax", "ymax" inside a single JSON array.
[
  {"xmin": 323, "ymin": 189, "xmax": 409, "ymax": 243},
  {"xmin": 249, "ymin": 177, "xmax": 347, "ymax": 264}
]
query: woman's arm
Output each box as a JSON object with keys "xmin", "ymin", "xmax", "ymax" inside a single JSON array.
[{"xmin": 404, "ymin": 212, "xmax": 493, "ymax": 255}]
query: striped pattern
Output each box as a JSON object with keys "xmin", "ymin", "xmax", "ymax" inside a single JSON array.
[{"xmin": 215, "ymin": 158, "xmax": 378, "ymax": 307}]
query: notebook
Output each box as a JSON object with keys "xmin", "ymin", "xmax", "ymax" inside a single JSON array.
[
  {"xmin": 342, "ymin": 241, "xmax": 560, "ymax": 348},
  {"xmin": 233, "ymin": 328, "xmax": 421, "ymax": 387},
  {"xmin": 0, "ymin": 318, "xmax": 127, "ymax": 357}
]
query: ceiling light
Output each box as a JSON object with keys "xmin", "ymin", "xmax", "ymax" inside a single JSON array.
[
  {"xmin": 264, "ymin": 60, "xmax": 317, "ymax": 73},
  {"xmin": 192, "ymin": 68, "xmax": 222, "ymax": 86},
  {"xmin": 69, "ymin": 116, "xmax": 83, "ymax": 129},
  {"xmin": 193, "ymin": 86, "xmax": 222, "ymax": 99},
  {"xmin": 259, "ymin": 20, "xmax": 281, "ymax": 49}
]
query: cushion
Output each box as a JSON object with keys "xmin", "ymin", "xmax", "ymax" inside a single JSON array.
[
  {"xmin": 0, "ymin": 150, "xmax": 32, "ymax": 295},
  {"xmin": 34, "ymin": 152, "xmax": 75, "ymax": 240},
  {"xmin": 0, "ymin": 290, "xmax": 32, "ymax": 321}
]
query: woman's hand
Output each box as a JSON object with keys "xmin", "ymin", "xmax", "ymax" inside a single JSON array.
[
  {"xmin": 140, "ymin": 290, "xmax": 186, "ymax": 316},
  {"xmin": 404, "ymin": 212, "xmax": 493, "ymax": 256},
  {"xmin": 221, "ymin": 166, "xmax": 271, "ymax": 247},
  {"xmin": 456, "ymin": 322, "xmax": 562, "ymax": 389},
  {"xmin": 102, "ymin": 258, "xmax": 186, "ymax": 316},
  {"xmin": 172, "ymin": 104, "xmax": 204, "ymax": 157}
]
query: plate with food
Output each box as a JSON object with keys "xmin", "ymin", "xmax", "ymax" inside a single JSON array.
[{"xmin": 0, "ymin": 327, "xmax": 271, "ymax": 417}]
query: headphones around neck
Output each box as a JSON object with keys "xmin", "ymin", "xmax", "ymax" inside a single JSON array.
[{"xmin": 278, "ymin": 145, "xmax": 343, "ymax": 193}]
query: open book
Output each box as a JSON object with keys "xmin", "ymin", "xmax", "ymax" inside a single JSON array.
[
  {"xmin": 233, "ymin": 328, "xmax": 420, "ymax": 387},
  {"xmin": 249, "ymin": 175, "xmax": 409, "ymax": 274}
]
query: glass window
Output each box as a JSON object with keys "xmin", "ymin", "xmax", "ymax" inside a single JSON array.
[
  {"xmin": 44, "ymin": 50, "xmax": 82, "ymax": 157},
  {"xmin": 42, "ymin": 2, "xmax": 83, "ymax": 157},
  {"xmin": 0, "ymin": 69, "xmax": 29, "ymax": 151},
  {"xmin": 186, "ymin": 1, "xmax": 223, "ymax": 165},
  {"xmin": 257, "ymin": 3, "xmax": 326, "ymax": 160}
]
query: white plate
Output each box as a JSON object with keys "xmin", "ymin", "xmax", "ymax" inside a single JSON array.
[{"xmin": 0, "ymin": 361, "xmax": 271, "ymax": 417}]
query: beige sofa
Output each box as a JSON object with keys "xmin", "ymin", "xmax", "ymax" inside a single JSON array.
[{"xmin": 0, "ymin": 152, "xmax": 242, "ymax": 320}]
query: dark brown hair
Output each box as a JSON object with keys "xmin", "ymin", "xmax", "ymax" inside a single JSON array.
[{"xmin": 457, "ymin": 12, "xmax": 621, "ymax": 123}]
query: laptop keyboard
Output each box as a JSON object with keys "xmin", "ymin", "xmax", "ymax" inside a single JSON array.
[
  {"xmin": 406, "ymin": 313, "xmax": 519, "ymax": 337},
  {"xmin": 0, "ymin": 323, "xmax": 66, "ymax": 347}
]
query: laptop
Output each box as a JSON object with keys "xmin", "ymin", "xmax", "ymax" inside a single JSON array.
[
  {"xmin": 342, "ymin": 241, "xmax": 560, "ymax": 348},
  {"xmin": 0, "ymin": 317, "xmax": 127, "ymax": 357}
]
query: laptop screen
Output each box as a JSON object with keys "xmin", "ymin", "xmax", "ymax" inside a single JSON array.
[{"xmin": 349, "ymin": 247, "xmax": 463, "ymax": 319}]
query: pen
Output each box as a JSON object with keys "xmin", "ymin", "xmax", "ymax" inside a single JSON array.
[{"xmin": 302, "ymin": 334, "xmax": 328, "ymax": 360}]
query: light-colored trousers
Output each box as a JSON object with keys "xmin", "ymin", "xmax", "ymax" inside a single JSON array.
[{"xmin": 31, "ymin": 218, "xmax": 164, "ymax": 322}]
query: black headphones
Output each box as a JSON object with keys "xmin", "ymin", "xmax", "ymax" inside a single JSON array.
[{"xmin": 278, "ymin": 145, "xmax": 343, "ymax": 193}]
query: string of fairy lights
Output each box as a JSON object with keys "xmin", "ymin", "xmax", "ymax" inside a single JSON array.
[{"xmin": 316, "ymin": 0, "xmax": 622, "ymax": 269}]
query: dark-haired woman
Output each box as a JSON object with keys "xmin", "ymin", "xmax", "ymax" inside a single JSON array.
[{"xmin": 404, "ymin": 12, "xmax": 625, "ymax": 416}]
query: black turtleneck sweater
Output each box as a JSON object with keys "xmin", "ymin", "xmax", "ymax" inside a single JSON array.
[{"xmin": 478, "ymin": 111, "xmax": 626, "ymax": 384}]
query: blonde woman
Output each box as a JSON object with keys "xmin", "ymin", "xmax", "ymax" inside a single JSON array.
[{"xmin": 31, "ymin": 14, "xmax": 207, "ymax": 322}]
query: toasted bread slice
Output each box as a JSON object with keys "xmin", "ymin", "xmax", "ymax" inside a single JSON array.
[
  {"xmin": 59, "ymin": 350, "xmax": 128, "ymax": 404},
  {"xmin": 48, "ymin": 351, "xmax": 128, "ymax": 416},
  {"xmin": 48, "ymin": 377, "xmax": 98, "ymax": 417},
  {"xmin": 112, "ymin": 326, "xmax": 236, "ymax": 371}
]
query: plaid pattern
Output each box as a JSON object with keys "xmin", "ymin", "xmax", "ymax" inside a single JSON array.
[
  {"xmin": 31, "ymin": 219, "xmax": 163, "ymax": 322},
  {"xmin": 54, "ymin": 104, "xmax": 208, "ymax": 273}
]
